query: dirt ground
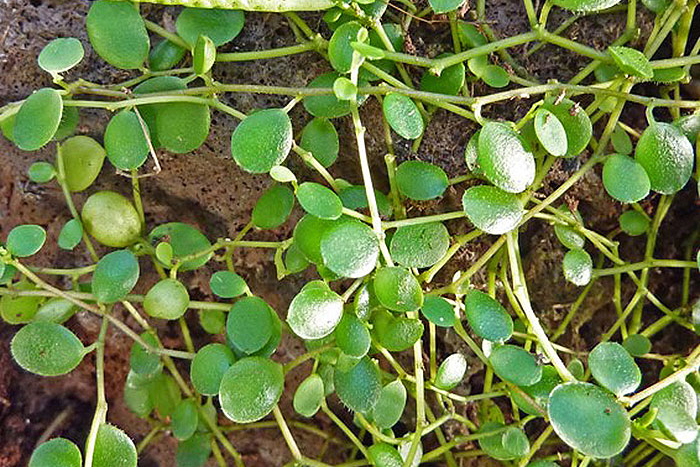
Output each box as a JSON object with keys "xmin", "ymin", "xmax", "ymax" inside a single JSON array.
[{"xmin": 0, "ymin": 0, "xmax": 698, "ymax": 465}]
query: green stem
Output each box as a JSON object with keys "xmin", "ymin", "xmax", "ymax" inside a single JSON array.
[{"xmin": 84, "ymin": 317, "xmax": 109, "ymax": 467}]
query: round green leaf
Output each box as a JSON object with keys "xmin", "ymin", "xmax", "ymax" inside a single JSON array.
[
  {"xmin": 552, "ymin": 0, "xmax": 621, "ymax": 11},
  {"xmin": 479, "ymin": 421, "xmax": 530, "ymax": 461},
  {"xmin": 190, "ymin": 343, "xmax": 235, "ymax": 396},
  {"xmin": 144, "ymin": 279, "xmax": 189, "ymax": 320},
  {"xmin": 58, "ymin": 219, "xmax": 83, "ymax": 251},
  {"xmin": 252, "ymin": 184, "xmax": 294, "ymax": 230},
  {"xmin": 60, "ymin": 136, "xmax": 106, "ymax": 192},
  {"xmin": 635, "ymin": 122, "xmax": 694, "ymax": 194},
  {"xmin": 28, "ymin": 162, "xmax": 55, "ymax": 183},
  {"xmin": 372, "ymin": 379, "xmax": 406, "ymax": 429},
  {"xmin": 176, "ymin": 433, "xmax": 211, "ymax": 467},
  {"xmin": 329, "ymin": 21, "xmax": 363, "ymax": 74},
  {"xmin": 82, "ymin": 191, "xmax": 141, "ymax": 248},
  {"xmin": 609, "ymin": 46, "xmax": 653, "ymax": 79},
  {"xmin": 622, "ymin": 334, "xmax": 651, "ymax": 356},
  {"xmin": 374, "ymin": 267, "xmax": 424, "ymax": 313},
  {"xmin": 93, "ymin": 250, "xmax": 140, "ymax": 304},
  {"xmin": 1, "ymin": 281, "xmax": 41, "ymax": 324},
  {"xmin": 383, "ymin": 93, "xmax": 424, "ymax": 140},
  {"xmin": 374, "ymin": 310, "xmax": 424, "ymax": 351},
  {"xmin": 490, "ymin": 344, "xmax": 542, "ymax": 386},
  {"xmin": 562, "ymin": 248, "xmax": 592, "ymax": 286},
  {"xmin": 210, "ymin": 271, "xmax": 247, "ymax": 299},
  {"xmin": 149, "ymin": 40, "xmax": 186, "ymax": 71},
  {"xmin": 13, "ymin": 88, "xmax": 63, "ymax": 151},
  {"xmin": 300, "ymin": 118, "xmax": 339, "ymax": 167},
  {"xmin": 227, "ymin": 296, "xmax": 273, "ymax": 354},
  {"xmin": 296, "ymin": 182, "xmax": 343, "ymax": 220},
  {"xmin": 334, "ymin": 356, "xmax": 381, "ymax": 414},
  {"xmin": 651, "ymin": 381, "xmax": 698, "ymax": 444},
  {"xmin": 6, "ymin": 224, "xmax": 46, "ymax": 257},
  {"xmin": 335, "ymin": 313, "xmax": 371, "ymax": 358},
  {"xmin": 478, "ymin": 121, "xmax": 535, "ymax": 193},
  {"xmin": 458, "ymin": 23, "xmax": 488, "ymax": 48},
  {"xmin": 219, "ymin": 356, "xmax": 284, "ymax": 423},
  {"xmin": 333, "ymin": 77, "xmax": 357, "ymax": 100},
  {"xmin": 429, "ymin": 0, "xmax": 465, "ymax": 12},
  {"xmin": 390, "ymin": 222, "xmax": 450, "ymax": 269},
  {"xmin": 674, "ymin": 113, "xmax": 700, "ymax": 144},
  {"xmin": 611, "ymin": 125, "xmax": 633, "ymax": 155},
  {"xmin": 293, "ymin": 374, "xmax": 324, "ymax": 417},
  {"xmin": 421, "ymin": 54, "xmax": 465, "ymax": 95},
  {"xmin": 198, "ymin": 309, "xmax": 225, "ymax": 334},
  {"xmin": 396, "ymin": 161, "xmax": 448, "ymax": 201},
  {"xmin": 54, "ymin": 106, "xmax": 79, "ymax": 141},
  {"xmin": 589, "ymin": 342, "xmax": 641, "ymax": 397},
  {"xmin": 462, "ymin": 185, "xmax": 524, "ymax": 235},
  {"xmin": 464, "ymin": 289, "xmax": 513, "ymax": 342},
  {"xmin": 435, "ymin": 353, "xmax": 467, "ymax": 390},
  {"xmin": 602, "ymin": 153, "xmax": 651, "ymax": 203},
  {"xmin": 193, "ymin": 35, "xmax": 215, "ymax": 75},
  {"xmin": 303, "ymin": 72, "xmax": 369, "ymax": 118},
  {"xmin": 148, "ymin": 223, "xmax": 212, "ymax": 271},
  {"xmin": 156, "ymin": 101, "xmax": 210, "ymax": 155},
  {"xmin": 541, "ymin": 97, "xmax": 592, "ymax": 157},
  {"xmin": 104, "ymin": 110, "xmax": 149, "ymax": 170},
  {"xmin": 284, "ymin": 243, "xmax": 310, "ymax": 274},
  {"xmin": 464, "ymin": 130, "xmax": 485, "ymax": 176},
  {"xmin": 549, "ymin": 382, "xmax": 631, "ymax": 458},
  {"xmin": 172, "ymin": 399, "xmax": 198, "ymax": 441},
  {"xmin": 93, "ymin": 424, "xmax": 137, "ymax": 467},
  {"xmin": 554, "ymin": 224, "xmax": 585, "ymax": 250},
  {"xmin": 292, "ymin": 214, "xmax": 336, "ymax": 264},
  {"xmin": 568, "ymin": 358, "xmax": 585, "ymax": 380},
  {"xmin": 29, "ymin": 438, "xmax": 81, "ymax": 467},
  {"xmin": 176, "ymin": 8, "xmax": 244, "ymax": 47},
  {"xmin": 320, "ymin": 218, "xmax": 379, "ymax": 278},
  {"xmin": 534, "ymin": 108, "xmax": 568, "ymax": 157},
  {"xmin": 86, "ymin": 0, "xmax": 149, "ymax": 69},
  {"xmin": 11, "ymin": 322, "xmax": 85, "ymax": 376},
  {"xmin": 368, "ymin": 443, "xmax": 403, "ymax": 467},
  {"xmin": 512, "ymin": 365, "xmax": 561, "ymax": 416},
  {"xmin": 481, "ymin": 64, "xmax": 510, "ymax": 88},
  {"xmin": 287, "ymin": 281, "xmax": 343, "ymax": 340},
  {"xmin": 420, "ymin": 296, "xmax": 455, "ymax": 328},
  {"xmin": 231, "ymin": 109, "xmax": 292, "ymax": 173},
  {"xmin": 34, "ymin": 298, "xmax": 77, "ymax": 324},
  {"xmin": 38, "ymin": 38, "xmax": 84, "ymax": 73},
  {"xmin": 619, "ymin": 210, "xmax": 649, "ymax": 236}
]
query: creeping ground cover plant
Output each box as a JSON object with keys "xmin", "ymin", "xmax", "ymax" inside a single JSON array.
[{"xmin": 1, "ymin": 0, "xmax": 700, "ymax": 466}]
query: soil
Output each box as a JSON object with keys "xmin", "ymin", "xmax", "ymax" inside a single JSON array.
[{"xmin": 0, "ymin": 0, "xmax": 698, "ymax": 466}]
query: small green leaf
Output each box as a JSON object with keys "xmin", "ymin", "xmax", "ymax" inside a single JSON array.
[
  {"xmin": 300, "ymin": 118, "xmax": 339, "ymax": 167},
  {"xmin": 458, "ymin": 23, "xmax": 488, "ymax": 48},
  {"xmin": 1, "ymin": 281, "xmax": 41, "ymax": 324},
  {"xmin": 193, "ymin": 35, "xmax": 216, "ymax": 75},
  {"xmin": 82, "ymin": 190, "xmax": 141, "ymax": 247},
  {"xmin": 429, "ymin": 0, "xmax": 465, "ymax": 12},
  {"xmin": 435, "ymin": 353, "xmax": 467, "ymax": 390},
  {"xmin": 227, "ymin": 296, "xmax": 273, "ymax": 354},
  {"xmin": 130, "ymin": 332, "xmax": 162, "ymax": 377},
  {"xmin": 172, "ymin": 399, "xmax": 198, "ymax": 441},
  {"xmin": 334, "ymin": 356, "xmax": 381, "ymax": 414},
  {"xmin": 148, "ymin": 223, "xmax": 213, "ymax": 271},
  {"xmin": 622, "ymin": 334, "xmax": 652, "ymax": 356},
  {"xmin": 635, "ymin": 122, "xmax": 694, "ymax": 194},
  {"xmin": 373, "ymin": 310, "xmax": 424, "ymax": 351},
  {"xmin": 270, "ymin": 165, "xmax": 296, "ymax": 184},
  {"xmin": 210, "ymin": 271, "xmax": 247, "ymax": 298},
  {"xmin": 611, "ymin": 125, "xmax": 633, "ymax": 154},
  {"xmin": 464, "ymin": 289, "xmax": 513, "ymax": 342},
  {"xmin": 552, "ymin": 0, "xmax": 622, "ymax": 11},
  {"xmin": 54, "ymin": 106, "xmax": 79, "ymax": 141},
  {"xmin": 219, "ymin": 356, "xmax": 284, "ymax": 423},
  {"xmin": 198, "ymin": 310, "xmax": 225, "ymax": 334},
  {"xmin": 93, "ymin": 250, "xmax": 140, "ymax": 304},
  {"xmin": 534, "ymin": 108, "xmax": 568, "ymax": 157},
  {"xmin": 512, "ymin": 365, "xmax": 561, "ymax": 416},
  {"xmin": 549, "ymin": 382, "xmax": 631, "ymax": 458},
  {"xmin": 329, "ymin": 21, "xmax": 364, "ymax": 74},
  {"xmin": 29, "ymin": 438, "xmax": 82, "ymax": 467},
  {"xmin": 619, "ymin": 210, "xmax": 649, "ymax": 236},
  {"xmin": 176, "ymin": 433, "xmax": 211, "ymax": 467},
  {"xmin": 34, "ymin": 298, "xmax": 77, "ymax": 324},
  {"xmin": 333, "ymin": 77, "xmax": 357, "ymax": 100},
  {"xmin": 190, "ymin": 343, "xmax": 235, "ymax": 396},
  {"xmin": 567, "ymin": 358, "xmax": 585, "ymax": 380},
  {"xmin": 464, "ymin": 130, "xmax": 484, "ymax": 176},
  {"xmin": 252, "ymin": 184, "xmax": 294, "ymax": 229},
  {"xmin": 382, "ymin": 93, "xmax": 424, "ymax": 140},
  {"xmin": 651, "ymin": 381, "xmax": 698, "ymax": 443},
  {"xmin": 60, "ymin": 136, "xmax": 106, "ymax": 192},
  {"xmin": 28, "ymin": 162, "xmax": 55, "ymax": 183},
  {"xmin": 296, "ymin": 182, "xmax": 343, "ymax": 220},
  {"xmin": 490, "ymin": 344, "xmax": 542, "ymax": 386},
  {"xmin": 395, "ymin": 161, "xmax": 448, "ymax": 201},
  {"xmin": 231, "ymin": 109, "xmax": 293, "ymax": 173},
  {"xmin": 368, "ymin": 443, "xmax": 403, "ymax": 467},
  {"xmin": 104, "ymin": 110, "xmax": 149, "ymax": 170},
  {"xmin": 479, "ymin": 421, "xmax": 530, "ymax": 461},
  {"xmin": 86, "ymin": 1, "xmax": 149, "ymax": 69},
  {"xmin": 144, "ymin": 279, "xmax": 189, "ymax": 320},
  {"xmin": 373, "ymin": 267, "xmax": 424, "ymax": 313},
  {"xmin": 293, "ymin": 374, "xmax": 324, "ymax": 417},
  {"xmin": 478, "ymin": 121, "xmax": 535, "ymax": 193},
  {"xmin": 554, "ymin": 224, "xmax": 585, "ymax": 250},
  {"xmin": 57, "ymin": 219, "xmax": 83, "ymax": 251},
  {"xmin": 609, "ymin": 46, "xmax": 653, "ymax": 79},
  {"xmin": 481, "ymin": 65, "xmax": 510, "ymax": 88},
  {"xmin": 176, "ymin": 8, "xmax": 245, "ymax": 47},
  {"xmin": 321, "ymin": 218, "xmax": 379, "ymax": 278},
  {"xmin": 287, "ymin": 281, "xmax": 344, "ymax": 340},
  {"xmin": 284, "ymin": 243, "xmax": 310, "ymax": 274},
  {"xmin": 562, "ymin": 248, "xmax": 592, "ymax": 286},
  {"xmin": 149, "ymin": 40, "xmax": 186, "ymax": 71},
  {"xmin": 602, "ymin": 153, "xmax": 650, "ymax": 203},
  {"xmin": 11, "ymin": 322, "xmax": 85, "ymax": 376},
  {"xmin": 540, "ymin": 97, "xmax": 592, "ymax": 157},
  {"xmin": 303, "ymin": 72, "xmax": 368, "ymax": 118},
  {"xmin": 641, "ymin": 0, "xmax": 671, "ymax": 12},
  {"xmin": 589, "ymin": 342, "xmax": 641, "ymax": 396},
  {"xmin": 421, "ymin": 54, "xmax": 465, "ymax": 96},
  {"xmin": 390, "ymin": 222, "xmax": 450, "ymax": 269},
  {"xmin": 13, "ymin": 88, "xmax": 63, "ymax": 151},
  {"xmin": 462, "ymin": 185, "xmax": 524, "ymax": 235},
  {"xmin": 6, "ymin": 224, "xmax": 46, "ymax": 258},
  {"xmin": 673, "ymin": 112, "xmax": 700, "ymax": 144},
  {"xmin": 38, "ymin": 38, "xmax": 84, "ymax": 73},
  {"xmin": 292, "ymin": 215, "xmax": 336, "ymax": 264},
  {"xmin": 420, "ymin": 296, "xmax": 456, "ymax": 328},
  {"xmin": 93, "ymin": 424, "xmax": 137, "ymax": 467},
  {"xmin": 372, "ymin": 380, "xmax": 406, "ymax": 429}
]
